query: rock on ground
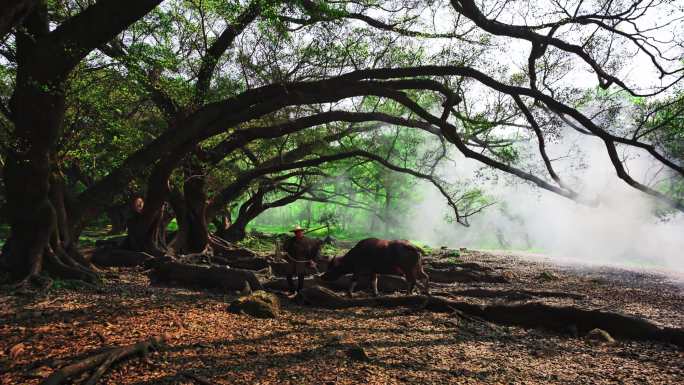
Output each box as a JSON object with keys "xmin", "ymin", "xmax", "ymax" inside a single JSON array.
[{"xmin": 228, "ymin": 290, "xmax": 280, "ymax": 318}]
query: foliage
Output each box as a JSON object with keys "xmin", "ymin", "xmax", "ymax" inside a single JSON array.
[{"xmin": 2, "ymin": 0, "xmax": 684, "ymax": 257}]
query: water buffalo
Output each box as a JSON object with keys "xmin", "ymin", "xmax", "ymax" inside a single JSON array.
[
  {"xmin": 282, "ymin": 235, "xmax": 334, "ymax": 293},
  {"xmin": 321, "ymin": 238, "xmax": 429, "ymax": 296}
]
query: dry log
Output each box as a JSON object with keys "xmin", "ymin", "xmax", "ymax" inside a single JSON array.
[
  {"xmin": 40, "ymin": 335, "xmax": 166, "ymax": 385},
  {"xmin": 149, "ymin": 261, "xmax": 264, "ymax": 291},
  {"xmin": 442, "ymin": 288, "xmax": 585, "ymax": 301},
  {"xmin": 226, "ymin": 258, "xmax": 270, "ymax": 271},
  {"xmin": 424, "ymin": 267, "xmax": 509, "ymax": 284},
  {"xmin": 296, "ymin": 286, "xmax": 684, "ymax": 348},
  {"xmin": 427, "ymin": 261, "xmax": 494, "ymax": 272}
]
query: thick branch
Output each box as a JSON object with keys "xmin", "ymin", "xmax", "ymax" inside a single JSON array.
[
  {"xmin": 0, "ymin": 0, "xmax": 39, "ymax": 39},
  {"xmin": 29, "ymin": 0, "xmax": 163, "ymax": 82},
  {"xmin": 194, "ymin": 1, "xmax": 260, "ymax": 104}
]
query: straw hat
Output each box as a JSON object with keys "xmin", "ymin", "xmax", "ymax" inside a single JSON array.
[{"xmin": 291, "ymin": 225, "xmax": 305, "ymax": 233}]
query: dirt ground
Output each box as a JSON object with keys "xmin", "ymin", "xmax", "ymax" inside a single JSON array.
[{"xmin": 1, "ymin": 250, "xmax": 683, "ymax": 385}]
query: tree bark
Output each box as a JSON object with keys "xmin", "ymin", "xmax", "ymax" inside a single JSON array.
[
  {"xmin": 215, "ymin": 189, "xmax": 265, "ymax": 242},
  {"xmin": 122, "ymin": 155, "xmax": 181, "ymax": 256},
  {"xmin": 178, "ymin": 165, "xmax": 210, "ymax": 254},
  {"xmin": 296, "ymin": 286, "xmax": 684, "ymax": 348},
  {"xmin": 148, "ymin": 260, "xmax": 264, "ymax": 292},
  {"xmin": 40, "ymin": 335, "xmax": 167, "ymax": 385},
  {"xmin": 0, "ymin": 0, "xmax": 39, "ymax": 39},
  {"xmin": 1, "ymin": 0, "xmax": 162, "ymax": 282},
  {"xmin": 217, "ymin": 215, "xmax": 250, "ymax": 243},
  {"xmin": 168, "ymin": 177, "xmax": 211, "ymax": 255},
  {"xmin": 1, "ymin": 6, "xmax": 70, "ymax": 280}
]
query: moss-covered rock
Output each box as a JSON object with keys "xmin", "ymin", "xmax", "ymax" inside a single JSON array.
[
  {"xmin": 537, "ymin": 271, "xmax": 560, "ymax": 281},
  {"xmin": 585, "ymin": 328, "xmax": 616, "ymax": 344},
  {"xmin": 228, "ymin": 290, "xmax": 280, "ymax": 318}
]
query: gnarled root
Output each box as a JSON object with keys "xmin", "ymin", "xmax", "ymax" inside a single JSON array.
[
  {"xmin": 296, "ymin": 286, "xmax": 684, "ymax": 348},
  {"xmin": 39, "ymin": 335, "xmax": 167, "ymax": 385},
  {"xmin": 44, "ymin": 248, "xmax": 100, "ymax": 284},
  {"xmin": 148, "ymin": 260, "xmax": 265, "ymax": 292}
]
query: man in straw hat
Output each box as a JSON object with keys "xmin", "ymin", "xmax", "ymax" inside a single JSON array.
[{"xmin": 282, "ymin": 225, "xmax": 324, "ymax": 293}]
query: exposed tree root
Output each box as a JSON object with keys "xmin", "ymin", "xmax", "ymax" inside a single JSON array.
[
  {"xmin": 148, "ymin": 260, "xmax": 265, "ymax": 292},
  {"xmin": 207, "ymin": 235, "xmax": 257, "ymax": 259},
  {"xmin": 39, "ymin": 335, "xmax": 167, "ymax": 385},
  {"xmin": 224, "ymin": 257, "xmax": 270, "ymax": 271},
  {"xmin": 296, "ymin": 286, "xmax": 684, "ymax": 348},
  {"xmin": 44, "ymin": 249, "xmax": 100, "ymax": 284},
  {"xmin": 91, "ymin": 248, "xmax": 155, "ymax": 267},
  {"xmin": 424, "ymin": 267, "xmax": 509, "ymax": 284},
  {"xmin": 9, "ymin": 273, "xmax": 53, "ymax": 292},
  {"xmin": 427, "ymin": 261, "xmax": 494, "ymax": 272},
  {"xmin": 206, "ymin": 255, "xmax": 231, "ymax": 265},
  {"xmin": 208, "ymin": 234, "xmax": 232, "ymax": 250},
  {"xmin": 265, "ymin": 275, "xmax": 408, "ymax": 293},
  {"xmin": 440, "ymin": 288, "xmax": 585, "ymax": 301}
]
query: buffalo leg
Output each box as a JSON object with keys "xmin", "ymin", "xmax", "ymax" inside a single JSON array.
[
  {"xmin": 405, "ymin": 270, "xmax": 416, "ymax": 295},
  {"xmin": 371, "ymin": 273, "xmax": 379, "ymax": 297},
  {"xmin": 348, "ymin": 273, "xmax": 358, "ymax": 297},
  {"xmin": 406, "ymin": 281, "xmax": 415, "ymax": 295},
  {"xmin": 418, "ymin": 269, "xmax": 430, "ymax": 295}
]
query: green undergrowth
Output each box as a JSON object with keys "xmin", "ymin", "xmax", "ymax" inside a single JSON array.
[
  {"xmin": 238, "ymin": 234, "xmax": 279, "ymax": 253},
  {"xmin": 78, "ymin": 228, "xmax": 121, "ymax": 247}
]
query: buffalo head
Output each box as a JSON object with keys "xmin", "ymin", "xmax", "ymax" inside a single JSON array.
[{"xmin": 320, "ymin": 255, "xmax": 347, "ymax": 281}]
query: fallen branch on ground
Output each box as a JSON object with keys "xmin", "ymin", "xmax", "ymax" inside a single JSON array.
[
  {"xmin": 148, "ymin": 260, "xmax": 265, "ymax": 291},
  {"xmin": 424, "ymin": 267, "xmax": 509, "ymax": 284},
  {"xmin": 296, "ymin": 286, "xmax": 684, "ymax": 348},
  {"xmin": 437, "ymin": 288, "xmax": 585, "ymax": 300},
  {"xmin": 40, "ymin": 335, "xmax": 167, "ymax": 385}
]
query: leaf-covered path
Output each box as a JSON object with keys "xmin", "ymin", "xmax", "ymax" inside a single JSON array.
[{"xmin": 1, "ymin": 250, "xmax": 683, "ymax": 384}]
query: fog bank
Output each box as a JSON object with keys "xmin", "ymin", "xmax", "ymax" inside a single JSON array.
[{"xmin": 408, "ymin": 134, "xmax": 684, "ymax": 275}]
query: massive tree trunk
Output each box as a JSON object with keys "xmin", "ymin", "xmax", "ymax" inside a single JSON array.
[
  {"xmin": 122, "ymin": 146, "xmax": 201, "ymax": 256},
  {"xmin": 121, "ymin": 159, "xmax": 176, "ymax": 256},
  {"xmin": 211, "ymin": 212, "xmax": 231, "ymax": 236},
  {"xmin": 123, "ymin": 210, "xmax": 167, "ymax": 257},
  {"xmin": 1, "ymin": 0, "xmax": 174, "ymax": 280},
  {"xmin": 0, "ymin": 0, "xmax": 39, "ymax": 39},
  {"xmin": 216, "ymin": 208, "xmax": 252, "ymax": 243},
  {"xmin": 216, "ymin": 185, "xmax": 309, "ymax": 242},
  {"xmin": 215, "ymin": 189, "xmax": 266, "ymax": 243},
  {"xmin": 168, "ymin": 162, "xmax": 210, "ymax": 255},
  {"xmin": 0, "ymin": 0, "xmax": 162, "ymax": 282},
  {"xmin": 167, "ymin": 189, "xmax": 188, "ymax": 255},
  {"xmin": 0, "ymin": 7, "xmax": 92, "ymax": 281},
  {"xmin": 105, "ymin": 203, "xmax": 130, "ymax": 235}
]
